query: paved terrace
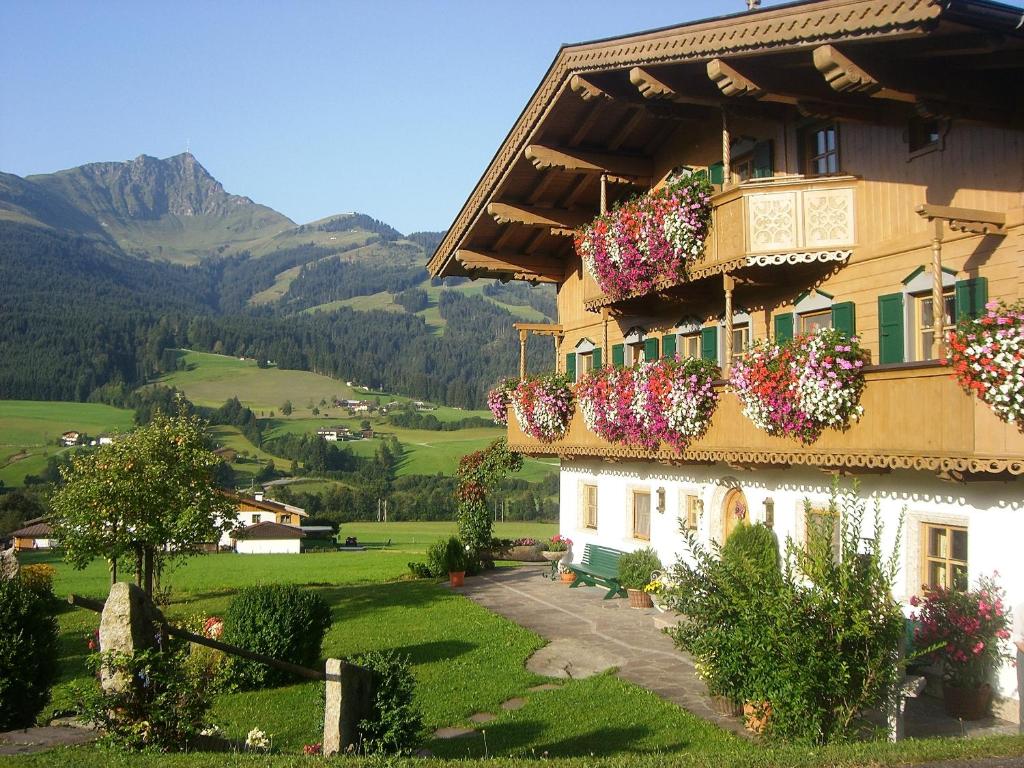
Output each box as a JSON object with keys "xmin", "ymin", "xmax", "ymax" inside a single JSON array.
[{"xmin": 457, "ymin": 565, "xmax": 1019, "ymax": 741}]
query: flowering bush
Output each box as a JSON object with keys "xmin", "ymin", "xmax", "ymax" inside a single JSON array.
[
  {"xmin": 910, "ymin": 573, "xmax": 1013, "ymax": 690},
  {"xmin": 510, "ymin": 373, "xmax": 574, "ymax": 442},
  {"xmin": 486, "ymin": 377, "xmax": 518, "ymax": 425},
  {"xmin": 575, "ymin": 171, "xmax": 713, "ymax": 299},
  {"xmin": 246, "ymin": 727, "xmax": 271, "ymax": 752},
  {"xmin": 576, "ymin": 357, "xmax": 719, "ymax": 452},
  {"xmin": 544, "ymin": 534, "xmax": 572, "ymax": 553},
  {"xmin": 202, "ymin": 616, "xmax": 224, "ymax": 640},
  {"xmin": 947, "ymin": 299, "xmax": 1024, "ymax": 428},
  {"xmin": 455, "ymin": 439, "xmax": 522, "ymax": 557},
  {"xmin": 730, "ymin": 328, "xmax": 868, "ymax": 443}
]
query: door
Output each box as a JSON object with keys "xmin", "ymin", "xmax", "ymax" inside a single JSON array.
[{"xmin": 723, "ymin": 488, "xmax": 748, "ymax": 540}]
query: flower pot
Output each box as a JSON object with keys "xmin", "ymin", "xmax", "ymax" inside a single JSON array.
[
  {"xmin": 560, "ymin": 571, "xmax": 576, "ymax": 584},
  {"xmin": 710, "ymin": 695, "xmax": 743, "ymax": 717},
  {"xmin": 743, "ymin": 700, "xmax": 772, "ymax": 733},
  {"xmin": 942, "ymin": 682, "xmax": 992, "ymax": 720},
  {"xmin": 627, "ymin": 588, "xmax": 653, "ymax": 609},
  {"xmin": 541, "ymin": 550, "xmax": 565, "ymax": 562},
  {"xmin": 449, "ymin": 571, "xmax": 466, "ymax": 587}
]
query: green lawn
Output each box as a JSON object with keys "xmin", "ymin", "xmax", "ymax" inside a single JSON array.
[
  {"xmin": 12, "ymin": 525, "xmax": 1024, "ymax": 767},
  {"xmin": 0, "ymin": 400, "xmax": 135, "ymax": 487}
]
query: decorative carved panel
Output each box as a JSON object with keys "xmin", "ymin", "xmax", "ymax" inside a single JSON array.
[
  {"xmin": 746, "ymin": 192, "xmax": 799, "ymax": 253},
  {"xmin": 803, "ymin": 187, "xmax": 855, "ymax": 248}
]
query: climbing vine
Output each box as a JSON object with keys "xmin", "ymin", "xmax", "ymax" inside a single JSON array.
[{"xmin": 455, "ymin": 438, "xmax": 523, "ymax": 556}]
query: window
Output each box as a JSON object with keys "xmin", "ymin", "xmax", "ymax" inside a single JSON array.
[
  {"xmin": 731, "ymin": 322, "xmax": 750, "ymax": 363},
  {"xmin": 799, "ymin": 309, "xmax": 832, "ymax": 335},
  {"xmin": 251, "ymin": 514, "xmax": 261, "ymax": 524},
  {"xmin": 579, "ymin": 351, "xmax": 595, "ymax": 375},
  {"xmin": 803, "ymin": 123, "xmax": 839, "ymax": 176},
  {"xmin": 684, "ymin": 495, "xmax": 702, "ymax": 530},
  {"xmin": 806, "ymin": 505, "xmax": 841, "ymax": 560},
  {"xmin": 912, "ymin": 288, "xmax": 955, "ymax": 360},
  {"xmin": 922, "ymin": 523, "xmax": 968, "ymax": 590},
  {"xmin": 680, "ymin": 333, "xmax": 701, "ymax": 359},
  {"xmin": 632, "ymin": 490, "xmax": 651, "ymax": 540},
  {"xmin": 628, "ymin": 341, "xmax": 646, "ymax": 365},
  {"xmin": 908, "ymin": 117, "xmax": 942, "ymax": 154},
  {"xmin": 280, "ymin": 514, "xmax": 292, "ymax": 525},
  {"xmin": 583, "ymin": 484, "xmax": 598, "ymax": 530}
]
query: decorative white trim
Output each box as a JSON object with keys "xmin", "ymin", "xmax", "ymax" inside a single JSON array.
[
  {"xmin": 903, "ymin": 267, "xmax": 956, "ymax": 294},
  {"xmin": 623, "ymin": 326, "xmax": 646, "ymax": 345},
  {"xmin": 795, "ymin": 290, "xmax": 834, "ymax": 315},
  {"xmin": 574, "ymin": 337, "xmax": 596, "ymax": 353},
  {"xmin": 674, "ymin": 316, "xmax": 702, "ymax": 335},
  {"xmin": 746, "ymin": 250, "xmax": 852, "ymax": 267}
]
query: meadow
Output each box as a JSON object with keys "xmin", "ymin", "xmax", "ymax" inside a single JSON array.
[
  {"xmin": 13, "ymin": 519, "xmax": 1024, "ymax": 768},
  {"xmin": 0, "ymin": 400, "xmax": 135, "ymax": 488}
]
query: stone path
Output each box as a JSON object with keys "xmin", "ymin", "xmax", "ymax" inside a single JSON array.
[
  {"xmin": 454, "ymin": 565, "xmax": 1020, "ymax": 741},
  {"xmin": 0, "ymin": 725, "xmax": 96, "ymax": 756}
]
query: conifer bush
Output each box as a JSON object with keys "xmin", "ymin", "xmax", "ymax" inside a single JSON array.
[{"xmin": 0, "ymin": 577, "xmax": 59, "ymax": 729}]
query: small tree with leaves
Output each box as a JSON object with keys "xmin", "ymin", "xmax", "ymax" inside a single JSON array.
[
  {"xmin": 455, "ymin": 438, "xmax": 522, "ymax": 557},
  {"xmin": 50, "ymin": 410, "xmax": 236, "ymax": 595}
]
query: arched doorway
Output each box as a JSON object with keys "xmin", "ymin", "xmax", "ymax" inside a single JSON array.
[{"xmin": 722, "ymin": 488, "xmax": 749, "ymax": 541}]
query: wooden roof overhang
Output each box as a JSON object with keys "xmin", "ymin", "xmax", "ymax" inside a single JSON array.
[{"xmin": 429, "ymin": 0, "xmax": 1024, "ymax": 287}]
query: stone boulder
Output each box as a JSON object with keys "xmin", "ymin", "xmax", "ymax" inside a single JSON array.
[{"xmin": 98, "ymin": 582, "xmax": 166, "ymax": 692}]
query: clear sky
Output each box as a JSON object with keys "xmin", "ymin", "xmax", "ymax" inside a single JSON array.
[{"xmin": 2, "ymin": 0, "xmax": 777, "ymax": 234}]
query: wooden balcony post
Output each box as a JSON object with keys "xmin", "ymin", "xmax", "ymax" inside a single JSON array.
[
  {"xmin": 554, "ymin": 334, "xmax": 561, "ymax": 373},
  {"xmin": 721, "ymin": 107, "xmax": 731, "ymax": 187},
  {"xmin": 600, "ymin": 173, "xmax": 608, "ymax": 215},
  {"xmin": 930, "ymin": 218, "xmax": 945, "ymax": 360},
  {"xmin": 519, "ymin": 329, "xmax": 528, "ymax": 379},
  {"xmin": 601, "ymin": 308, "xmax": 610, "ymax": 366},
  {"xmin": 723, "ymin": 274, "xmax": 735, "ymax": 375}
]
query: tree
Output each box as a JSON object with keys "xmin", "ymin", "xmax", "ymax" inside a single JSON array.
[
  {"xmin": 455, "ymin": 439, "xmax": 522, "ymax": 556},
  {"xmin": 281, "ymin": 400, "xmax": 293, "ymax": 416},
  {"xmin": 50, "ymin": 410, "xmax": 236, "ymax": 595}
]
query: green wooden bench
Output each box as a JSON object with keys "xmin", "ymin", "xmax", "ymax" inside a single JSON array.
[{"xmin": 568, "ymin": 544, "xmax": 627, "ymax": 599}]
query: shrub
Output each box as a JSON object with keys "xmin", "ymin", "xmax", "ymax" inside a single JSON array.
[
  {"xmin": 721, "ymin": 523, "xmax": 780, "ymax": 587},
  {"xmin": 222, "ymin": 584, "xmax": 332, "ymax": 688},
  {"xmin": 19, "ymin": 563, "xmax": 57, "ymax": 598},
  {"xmin": 0, "ymin": 577, "xmax": 59, "ymax": 729},
  {"xmin": 353, "ymin": 650, "xmax": 422, "ymax": 754},
  {"xmin": 617, "ymin": 547, "xmax": 662, "ymax": 591},
  {"xmin": 426, "ymin": 536, "xmax": 470, "ymax": 576},
  {"xmin": 406, "ymin": 561, "xmax": 433, "ymax": 579},
  {"xmin": 77, "ymin": 644, "xmax": 224, "ymax": 751}
]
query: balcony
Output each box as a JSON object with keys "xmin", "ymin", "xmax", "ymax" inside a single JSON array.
[
  {"xmin": 507, "ymin": 364, "xmax": 1024, "ymax": 478},
  {"xmin": 583, "ymin": 175, "xmax": 859, "ymax": 310}
]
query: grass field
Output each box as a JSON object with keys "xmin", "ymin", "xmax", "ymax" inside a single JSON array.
[
  {"xmin": 13, "ymin": 519, "xmax": 1024, "ymax": 767},
  {"xmin": 0, "ymin": 400, "xmax": 135, "ymax": 488}
]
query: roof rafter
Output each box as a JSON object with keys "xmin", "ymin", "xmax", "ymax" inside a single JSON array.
[
  {"xmin": 455, "ymin": 249, "xmax": 566, "ymax": 283},
  {"xmin": 486, "ymin": 202, "xmax": 590, "ymax": 231},
  {"xmin": 524, "ymin": 143, "xmax": 651, "ymax": 184}
]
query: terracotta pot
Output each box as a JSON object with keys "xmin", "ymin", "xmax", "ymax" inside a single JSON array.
[
  {"xmin": 743, "ymin": 700, "xmax": 772, "ymax": 733},
  {"xmin": 627, "ymin": 588, "xmax": 653, "ymax": 608},
  {"xmin": 710, "ymin": 695, "xmax": 743, "ymax": 717},
  {"xmin": 449, "ymin": 571, "xmax": 465, "ymax": 587},
  {"xmin": 942, "ymin": 682, "xmax": 992, "ymax": 720},
  {"xmin": 560, "ymin": 571, "xmax": 576, "ymax": 584}
]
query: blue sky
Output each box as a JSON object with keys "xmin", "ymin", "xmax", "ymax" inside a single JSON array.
[{"xmin": 2, "ymin": 1, "xmax": 776, "ymax": 233}]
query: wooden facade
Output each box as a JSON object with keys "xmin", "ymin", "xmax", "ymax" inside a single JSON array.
[{"xmin": 430, "ymin": 0, "xmax": 1024, "ymax": 479}]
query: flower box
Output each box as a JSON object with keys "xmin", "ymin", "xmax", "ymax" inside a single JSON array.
[
  {"xmin": 510, "ymin": 373, "xmax": 574, "ymax": 442},
  {"xmin": 575, "ymin": 172, "xmax": 713, "ymax": 300}
]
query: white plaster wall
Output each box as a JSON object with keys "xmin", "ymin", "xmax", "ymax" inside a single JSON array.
[
  {"xmin": 235, "ymin": 539, "xmax": 302, "ymax": 555},
  {"xmin": 558, "ymin": 459, "xmax": 1023, "ymax": 721}
]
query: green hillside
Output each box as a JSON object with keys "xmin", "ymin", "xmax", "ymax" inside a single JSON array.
[{"xmin": 0, "ymin": 400, "xmax": 135, "ymax": 487}]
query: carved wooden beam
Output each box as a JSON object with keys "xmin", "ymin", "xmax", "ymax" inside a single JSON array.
[
  {"xmin": 813, "ymin": 45, "xmax": 917, "ymax": 103},
  {"xmin": 487, "ymin": 202, "xmax": 590, "ymax": 231},
  {"xmin": 915, "ymin": 204, "xmax": 1006, "ymax": 235},
  {"xmin": 524, "ymin": 144, "xmax": 651, "ymax": 183},
  {"xmin": 570, "ymin": 74, "xmax": 611, "ymax": 102},
  {"xmin": 455, "ymin": 249, "xmax": 566, "ymax": 282}
]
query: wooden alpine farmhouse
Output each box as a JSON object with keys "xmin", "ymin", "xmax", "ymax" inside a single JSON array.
[{"xmin": 430, "ymin": 0, "xmax": 1024, "ymax": 722}]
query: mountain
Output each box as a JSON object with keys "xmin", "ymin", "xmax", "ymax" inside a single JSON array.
[
  {"xmin": 1, "ymin": 153, "xmax": 293, "ymax": 263},
  {"xmin": 0, "ymin": 153, "xmax": 555, "ymax": 407}
]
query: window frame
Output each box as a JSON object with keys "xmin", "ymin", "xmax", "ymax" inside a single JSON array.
[
  {"xmin": 921, "ymin": 522, "xmax": 968, "ymax": 591},
  {"xmin": 583, "ymin": 484, "xmax": 598, "ymax": 530},
  {"xmin": 802, "ymin": 122, "xmax": 841, "ymax": 177},
  {"xmin": 683, "ymin": 494, "xmax": 702, "ymax": 531},
  {"xmin": 632, "ymin": 489, "xmax": 651, "ymax": 541},
  {"xmin": 911, "ymin": 287, "xmax": 956, "ymax": 362},
  {"xmin": 679, "ymin": 332, "xmax": 701, "ymax": 359}
]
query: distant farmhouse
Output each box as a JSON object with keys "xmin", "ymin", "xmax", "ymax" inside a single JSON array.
[
  {"xmin": 60, "ymin": 431, "xmax": 81, "ymax": 447},
  {"xmin": 232, "ymin": 521, "xmax": 305, "ymax": 555},
  {"xmin": 9, "ymin": 518, "xmax": 55, "ymax": 551},
  {"xmin": 221, "ymin": 490, "xmax": 309, "ymax": 554}
]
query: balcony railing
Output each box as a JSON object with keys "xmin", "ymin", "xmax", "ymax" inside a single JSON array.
[
  {"xmin": 583, "ymin": 174, "xmax": 859, "ymax": 309},
  {"xmin": 507, "ymin": 363, "xmax": 1024, "ymax": 478}
]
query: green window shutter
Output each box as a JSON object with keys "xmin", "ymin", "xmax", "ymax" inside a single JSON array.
[
  {"xmin": 661, "ymin": 334, "xmax": 677, "ymax": 359},
  {"xmin": 955, "ymin": 277, "xmax": 988, "ymax": 320},
  {"xmin": 708, "ymin": 161, "xmax": 724, "ymax": 186},
  {"xmin": 774, "ymin": 313, "xmax": 794, "ymax": 343},
  {"xmin": 565, "ymin": 353, "xmax": 576, "ymax": 382},
  {"xmin": 752, "ymin": 140, "xmax": 774, "ymax": 179},
  {"xmin": 700, "ymin": 327, "xmax": 718, "ymax": 363},
  {"xmin": 831, "ymin": 301, "xmax": 857, "ymax": 336},
  {"xmin": 612, "ymin": 344, "xmax": 625, "ymax": 368},
  {"xmin": 644, "ymin": 337, "xmax": 659, "ymax": 361},
  {"xmin": 877, "ymin": 293, "xmax": 905, "ymax": 364},
  {"xmin": 592, "ymin": 347, "xmax": 602, "ymax": 369}
]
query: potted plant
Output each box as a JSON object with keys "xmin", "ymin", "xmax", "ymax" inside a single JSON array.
[
  {"xmin": 541, "ymin": 534, "xmax": 571, "ymax": 560},
  {"xmin": 911, "ymin": 573, "xmax": 1013, "ymax": 720},
  {"xmin": 617, "ymin": 547, "xmax": 662, "ymax": 608},
  {"xmin": 428, "ymin": 536, "xmax": 471, "ymax": 587}
]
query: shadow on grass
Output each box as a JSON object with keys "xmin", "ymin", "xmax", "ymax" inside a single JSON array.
[
  {"xmin": 430, "ymin": 720, "xmax": 689, "ymax": 759},
  {"xmin": 384, "ymin": 639, "xmax": 476, "ymax": 665},
  {"xmin": 317, "ymin": 579, "xmax": 451, "ymax": 624}
]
